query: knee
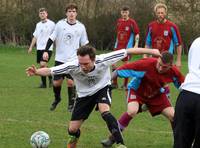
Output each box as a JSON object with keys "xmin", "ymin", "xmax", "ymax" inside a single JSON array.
[
  {"xmin": 68, "ymin": 125, "xmax": 79, "ymax": 133},
  {"xmin": 67, "ymin": 79, "xmax": 74, "ymax": 87},
  {"xmin": 127, "ymin": 109, "xmax": 138, "ymax": 117},
  {"xmin": 53, "ymin": 80, "xmax": 62, "ymax": 87}
]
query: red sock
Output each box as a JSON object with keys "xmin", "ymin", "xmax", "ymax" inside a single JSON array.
[{"xmin": 118, "ymin": 112, "xmax": 133, "ymax": 130}]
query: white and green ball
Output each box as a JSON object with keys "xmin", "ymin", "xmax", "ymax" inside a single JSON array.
[{"xmin": 30, "ymin": 131, "xmax": 50, "ymax": 148}]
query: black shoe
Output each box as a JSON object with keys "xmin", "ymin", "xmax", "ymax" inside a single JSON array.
[
  {"xmin": 50, "ymin": 99, "xmax": 60, "ymax": 111},
  {"xmin": 101, "ymin": 135, "xmax": 115, "ymax": 147},
  {"xmin": 38, "ymin": 83, "xmax": 47, "ymax": 88}
]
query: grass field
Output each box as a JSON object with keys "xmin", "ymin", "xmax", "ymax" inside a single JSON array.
[{"xmin": 0, "ymin": 45, "xmax": 188, "ymax": 148}]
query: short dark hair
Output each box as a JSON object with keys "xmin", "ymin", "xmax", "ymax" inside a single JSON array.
[
  {"xmin": 161, "ymin": 51, "xmax": 173, "ymax": 64},
  {"xmin": 39, "ymin": 7, "xmax": 47, "ymax": 13},
  {"xmin": 65, "ymin": 3, "xmax": 78, "ymax": 12},
  {"xmin": 77, "ymin": 45, "xmax": 96, "ymax": 61},
  {"xmin": 121, "ymin": 6, "xmax": 130, "ymax": 11}
]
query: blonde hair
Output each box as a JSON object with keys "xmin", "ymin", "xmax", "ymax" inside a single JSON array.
[{"xmin": 154, "ymin": 3, "xmax": 167, "ymax": 13}]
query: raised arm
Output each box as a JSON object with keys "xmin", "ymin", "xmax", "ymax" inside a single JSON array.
[
  {"xmin": 26, "ymin": 65, "xmax": 51, "ymax": 77},
  {"xmin": 126, "ymin": 47, "xmax": 161, "ymax": 57}
]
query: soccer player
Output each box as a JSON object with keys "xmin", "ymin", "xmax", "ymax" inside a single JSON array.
[
  {"xmin": 43, "ymin": 3, "xmax": 89, "ymax": 111},
  {"xmin": 112, "ymin": 6, "xmax": 140, "ymax": 89},
  {"xmin": 101, "ymin": 51, "xmax": 185, "ymax": 147},
  {"xmin": 174, "ymin": 37, "xmax": 200, "ymax": 148},
  {"xmin": 26, "ymin": 45, "xmax": 161, "ymax": 148},
  {"xmin": 144, "ymin": 3, "xmax": 182, "ymax": 69},
  {"xmin": 28, "ymin": 8, "xmax": 55, "ymax": 88},
  {"xmin": 144, "ymin": 3, "xmax": 183, "ymax": 102}
]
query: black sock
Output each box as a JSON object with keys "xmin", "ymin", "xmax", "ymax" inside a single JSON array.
[
  {"xmin": 101, "ymin": 111, "xmax": 124, "ymax": 144},
  {"xmin": 53, "ymin": 86, "xmax": 61, "ymax": 102},
  {"xmin": 41, "ymin": 76, "xmax": 46, "ymax": 86},
  {"xmin": 68, "ymin": 129, "xmax": 81, "ymax": 138},
  {"xmin": 68, "ymin": 87, "xmax": 76, "ymax": 106},
  {"xmin": 48, "ymin": 76, "xmax": 52, "ymax": 83}
]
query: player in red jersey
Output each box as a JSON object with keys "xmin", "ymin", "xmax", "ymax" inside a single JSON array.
[
  {"xmin": 145, "ymin": 3, "xmax": 182, "ymax": 69},
  {"xmin": 112, "ymin": 6, "xmax": 140, "ymax": 89},
  {"xmin": 101, "ymin": 51, "xmax": 185, "ymax": 147},
  {"xmin": 144, "ymin": 3, "xmax": 183, "ymax": 104}
]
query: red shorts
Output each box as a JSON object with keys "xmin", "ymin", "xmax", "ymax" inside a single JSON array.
[{"xmin": 127, "ymin": 89, "xmax": 172, "ymax": 116}]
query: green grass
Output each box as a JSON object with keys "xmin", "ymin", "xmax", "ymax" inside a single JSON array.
[{"xmin": 0, "ymin": 45, "xmax": 188, "ymax": 148}]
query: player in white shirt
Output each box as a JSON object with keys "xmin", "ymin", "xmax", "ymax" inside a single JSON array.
[
  {"xmin": 174, "ymin": 37, "xmax": 200, "ymax": 148},
  {"xmin": 26, "ymin": 45, "xmax": 161, "ymax": 148},
  {"xmin": 43, "ymin": 3, "xmax": 89, "ymax": 112},
  {"xmin": 28, "ymin": 8, "xmax": 55, "ymax": 88}
]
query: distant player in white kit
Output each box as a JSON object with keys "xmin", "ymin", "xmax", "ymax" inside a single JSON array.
[
  {"xmin": 43, "ymin": 3, "xmax": 89, "ymax": 111},
  {"xmin": 26, "ymin": 45, "xmax": 161, "ymax": 148},
  {"xmin": 28, "ymin": 7, "xmax": 55, "ymax": 88}
]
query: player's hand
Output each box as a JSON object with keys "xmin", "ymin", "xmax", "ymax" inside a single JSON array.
[
  {"xmin": 26, "ymin": 65, "xmax": 37, "ymax": 76},
  {"xmin": 28, "ymin": 47, "xmax": 32, "ymax": 54},
  {"xmin": 43, "ymin": 52, "xmax": 49, "ymax": 61},
  {"xmin": 152, "ymin": 49, "xmax": 161, "ymax": 57},
  {"xmin": 175, "ymin": 61, "xmax": 181, "ymax": 70}
]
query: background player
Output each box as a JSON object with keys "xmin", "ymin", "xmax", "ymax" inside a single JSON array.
[
  {"xmin": 28, "ymin": 7, "xmax": 55, "ymax": 88},
  {"xmin": 43, "ymin": 3, "xmax": 89, "ymax": 111},
  {"xmin": 112, "ymin": 5, "xmax": 140, "ymax": 89}
]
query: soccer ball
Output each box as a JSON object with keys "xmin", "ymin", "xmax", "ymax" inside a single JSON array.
[{"xmin": 30, "ymin": 131, "xmax": 50, "ymax": 148}]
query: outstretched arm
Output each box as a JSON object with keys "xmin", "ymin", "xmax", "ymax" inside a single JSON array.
[
  {"xmin": 127, "ymin": 47, "xmax": 161, "ymax": 57},
  {"xmin": 26, "ymin": 65, "xmax": 51, "ymax": 77}
]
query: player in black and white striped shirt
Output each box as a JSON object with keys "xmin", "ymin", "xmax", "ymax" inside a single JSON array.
[{"xmin": 26, "ymin": 45, "xmax": 160, "ymax": 148}]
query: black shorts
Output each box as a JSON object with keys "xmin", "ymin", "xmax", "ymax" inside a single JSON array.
[
  {"xmin": 36, "ymin": 50, "xmax": 52, "ymax": 63},
  {"xmin": 53, "ymin": 61, "xmax": 73, "ymax": 81},
  {"xmin": 71, "ymin": 85, "xmax": 112, "ymax": 121}
]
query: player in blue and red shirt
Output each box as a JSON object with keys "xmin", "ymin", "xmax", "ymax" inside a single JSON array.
[
  {"xmin": 144, "ymin": 3, "xmax": 183, "ymax": 104},
  {"xmin": 145, "ymin": 3, "xmax": 182, "ymax": 69},
  {"xmin": 101, "ymin": 51, "xmax": 185, "ymax": 147},
  {"xmin": 112, "ymin": 6, "xmax": 140, "ymax": 89}
]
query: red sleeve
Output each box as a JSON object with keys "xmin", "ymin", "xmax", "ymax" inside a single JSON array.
[
  {"xmin": 172, "ymin": 66, "xmax": 185, "ymax": 84},
  {"xmin": 130, "ymin": 19, "xmax": 139, "ymax": 34},
  {"xmin": 117, "ymin": 58, "xmax": 154, "ymax": 71}
]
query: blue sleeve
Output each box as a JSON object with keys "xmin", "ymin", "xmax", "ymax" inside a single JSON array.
[{"xmin": 117, "ymin": 69, "xmax": 145, "ymax": 78}]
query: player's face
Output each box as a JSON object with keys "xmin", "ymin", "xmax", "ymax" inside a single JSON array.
[
  {"xmin": 78, "ymin": 55, "xmax": 95, "ymax": 74},
  {"xmin": 121, "ymin": 10, "xmax": 129, "ymax": 20},
  {"xmin": 66, "ymin": 8, "xmax": 77, "ymax": 22},
  {"xmin": 156, "ymin": 58, "xmax": 172, "ymax": 73},
  {"xmin": 39, "ymin": 11, "xmax": 48, "ymax": 21},
  {"xmin": 155, "ymin": 7, "xmax": 167, "ymax": 23}
]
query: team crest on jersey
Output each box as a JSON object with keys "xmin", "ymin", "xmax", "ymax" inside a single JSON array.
[
  {"xmin": 164, "ymin": 30, "xmax": 169, "ymax": 36},
  {"xmin": 130, "ymin": 94, "xmax": 136, "ymax": 100},
  {"xmin": 125, "ymin": 26, "xmax": 129, "ymax": 31},
  {"xmin": 63, "ymin": 33, "xmax": 74, "ymax": 45}
]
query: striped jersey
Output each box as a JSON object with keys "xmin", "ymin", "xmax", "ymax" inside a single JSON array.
[
  {"xmin": 50, "ymin": 19, "xmax": 89, "ymax": 63},
  {"xmin": 180, "ymin": 37, "xmax": 200, "ymax": 94},
  {"xmin": 50, "ymin": 49, "xmax": 127, "ymax": 97},
  {"xmin": 33, "ymin": 19, "xmax": 55, "ymax": 51},
  {"xmin": 145, "ymin": 20, "xmax": 182, "ymax": 53}
]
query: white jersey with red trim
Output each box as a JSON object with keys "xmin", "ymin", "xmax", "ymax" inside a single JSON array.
[
  {"xmin": 50, "ymin": 49, "xmax": 127, "ymax": 97},
  {"xmin": 33, "ymin": 19, "xmax": 55, "ymax": 51},
  {"xmin": 50, "ymin": 19, "xmax": 89, "ymax": 63}
]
